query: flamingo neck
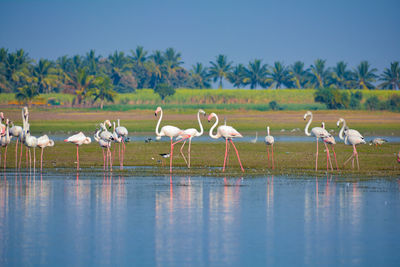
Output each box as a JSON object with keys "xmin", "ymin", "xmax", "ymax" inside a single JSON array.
[
  {"xmin": 197, "ymin": 111, "xmax": 204, "ymax": 136},
  {"xmin": 267, "ymin": 126, "xmax": 270, "ymax": 136},
  {"xmin": 209, "ymin": 114, "xmax": 220, "ymax": 139},
  {"xmin": 338, "ymin": 120, "xmax": 346, "ymax": 140},
  {"xmin": 94, "ymin": 129, "xmax": 101, "ymax": 142},
  {"xmin": 155, "ymin": 108, "xmax": 163, "ymax": 137},
  {"xmin": 117, "ymin": 119, "xmax": 120, "ymax": 127},
  {"xmin": 304, "ymin": 114, "xmax": 312, "ymax": 136}
]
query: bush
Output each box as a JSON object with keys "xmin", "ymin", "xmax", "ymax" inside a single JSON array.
[
  {"xmin": 154, "ymin": 83, "xmax": 176, "ymax": 101},
  {"xmin": 349, "ymin": 91, "xmax": 363, "ymax": 109},
  {"xmin": 269, "ymin": 101, "xmax": 279, "ymax": 110},
  {"xmin": 386, "ymin": 94, "xmax": 400, "ymax": 111},
  {"xmin": 314, "ymin": 88, "xmax": 349, "ymax": 109},
  {"xmin": 364, "ymin": 96, "xmax": 380, "ymax": 110}
]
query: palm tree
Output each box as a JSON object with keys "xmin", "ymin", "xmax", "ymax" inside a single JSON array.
[
  {"xmin": 353, "ymin": 61, "xmax": 378, "ymax": 89},
  {"xmin": 289, "ymin": 61, "xmax": 310, "ymax": 89},
  {"xmin": 227, "ymin": 64, "xmax": 246, "ymax": 88},
  {"xmin": 330, "ymin": 61, "xmax": 353, "ymax": 89},
  {"xmin": 66, "ymin": 67, "xmax": 95, "ymax": 105},
  {"xmin": 310, "ymin": 59, "xmax": 330, "ymax": 88},
  {"xmin": 147, "ymin": 50, "xmax": 166, "ymax": 88},
  {"xmin": 15, "ymin": 84, "xmax": 40, "ymax": 107},
  {"xmin": 83, "ymin": 50, "xmax": 102, "ymax": 75},
  {"xmin": 130, "ymin": 46, "xmax": 148, "ymax": 66},
  {"xmin": 163, "ymin": 48, "xmax": 184, "ymax": 86},
  {"xmin": 31, "ymin": 59, "xmax": 58, "ymax": 93},
  {"xmin": 3, "ymin": 49, "xmax": 31, "ymax": 92},
  {"xmin": 89, "ymin": 76, "xmax": 116, "ymax": 109},
  {"xmin": 108, "ymin": 51, "xmax": 133, "ymax": 90},
  {"xmin": 190, "ymin": 63, "xmax": 211, "ymax": 89},
  {"xmin": 379, "ymin": 62, "xmax": 400, "ymax": 90},
  {"xmin": 268, "ymin": 62, "xmax": 292, "ymax": 89},
  {"xmin": 208, "ymin": 55, "xmax": 232, "ymax": 89},
  {"xmin": 243, "ymin": 59, "xmax": 268, "ymax": 89}
]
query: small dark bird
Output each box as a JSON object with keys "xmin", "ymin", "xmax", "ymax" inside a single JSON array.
[
  {"xmin": 159, "ymin": 153, "xmax": 170, "ymax": 158},
  {"xmin": 124, "ymin": 137, "xmax": 131, "ymax": 143},
  {"xmin": 145, "ymin": 137, "xmax": 153, "ymax": 143}
]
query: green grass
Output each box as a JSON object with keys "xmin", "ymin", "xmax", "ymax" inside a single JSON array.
[{"xmin": 3, "ymin": 141, "xmax": 400, "ymax": 178}]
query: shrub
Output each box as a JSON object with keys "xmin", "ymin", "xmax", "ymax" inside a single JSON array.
[
  {"xmin": 154, "ymin": 83, "xmax": 175, "ymax": 101},
  {"xmin": 364, "ymin": 96, "xmax": 380, "ymax": 110},
  {"xmin": 269, "ymin": 101, "xmax": 279, "ymax": 110},
  {"xmin": 349, "ymin": 91, "xmax": 363, "ymax": 109},
  {"xmin": 314, "ymin": 88, "xmax": 349, "ymax": 109},
  {"xmin": 385, "ymin": 94, "xmax": 400, "ymax": 111}
]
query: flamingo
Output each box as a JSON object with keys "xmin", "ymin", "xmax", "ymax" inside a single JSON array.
[
  {"xmin": 23, "ymin": 125, "xmax": 38, "ymax": 173},
  {"xmin": 208, "ymin": 112, "xmax": 244, "ymax": 172},
  {"xmin": 116, "ymin": 119, "xmax": 128, "ymax": 168},
  {"xmin": 0, "ymin": 112, "xmax": 5, "ymax": 136},
  {"xmin": 264, "ymin": 126, "xmax": 275, "ymax": 170},
  {"xmin": 99, "ymin": 122, "xmax": 114, "ymax": 170},
  {"xmin": 0, "ymin": 119, "xmax": 12, "ymax": 169},
  {"xmin": 155, "ymin": 106, "xmax": 190, "ymax": 173},
  {"xmin": 94, "ymin": 128, "xmax": 112, "ymax": 170},
  {"xmin": 9, "ymin": 120, "xmax": 23, "ymax": 168},
  {"xmin": 251, "ymin": 132, "xmax": 258, "ymax": 143},
  {"xmin": 177, "ymin": 109, "xmax": 206, "ymax": 168},
  {"xmin": 321, "ymin": 122, "xmax": 338, "ymax": 170},
  {"xmin": 19, "ymin": 107, "xmax": 29, "ymax": 169},
  {"xmin": 37, "ymin": 135, "xmax": 54, "ymax": 171},
  {"xmin": 304, "ymin": 111, "xmax": 333, "ymax": 171},
  {"xmin": 112, "ymin": 121, "xmax": 123, "ymax": 169},
  {"xmin": 64, "ymin": 132, "xmax": 92, "ymax": 170},
  {"xmin": 337, "ymin": 118, "xmax": 366, "ymax": 170}
]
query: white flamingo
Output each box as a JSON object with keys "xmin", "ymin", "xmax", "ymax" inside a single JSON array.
[
  {"xmin": 321, "ymin": 122, "xmax": 338, "ymax": 170},
  {"xmin": 99, "ymin": 121, "xmax": 114, "ymax": 170},
  {"xmin": 18, "ymin": 107, "xmax": 29, "ymax": 169},
  {"xmin": 0, "ymin": 112, "xmax": 5, "ymax": 136},
  {"xmin": 37, "ymin": 135, "xmax": 54, "ymax": 171},
  {"xmin": 208, "ymin": 112, "xmax": 244, "ymax": 172},
  {"xmin": 94, "ymin": 128, "xmax": 112, "ymax": 170},
  {"xmin": 9, "ymin": 120, "xmax": 23, "ymax": 168},
  {"xmin": 24, "ymin": 125, "xmax": 38, "ymax": 173},
  {"xmin": 177, "ymin": 109, "xmax": 206, "ymax": 168},
  {"xmin": 155, "ymin": 106, "xmax": 190, "ymax": 173},
  {"xmin": 264, "ymin": 126, "xmax": 275, "ymax": 169},
  {"xmin": 112, "ymin": 121, "xmax": 124, "ymax": 169},
  {"xmin": 116, "ymin": 119, "xmax": 128, "ymax": 168},
  {"xmin": 304, "ymin": 111, "xmax": 333, "ymax": 171},
  {"xmin": 0, "ymin": 119, "xmax": 12, "ymax": 169},
  {"xmin": 337, "ymin": 118, "xmax": 366, "ymax": 170},
  {"xmin": 64, "ymin": 132, "xmax": 92, "ymax": 170}
]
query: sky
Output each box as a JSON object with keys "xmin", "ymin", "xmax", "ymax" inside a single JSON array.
[{"xmin": 0, "ymin": 0, "xmax": 399, "ymax": 72}]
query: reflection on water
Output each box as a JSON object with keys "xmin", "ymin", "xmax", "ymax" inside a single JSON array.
[{"xmin": 1, "ymin": 171, "xmax": 400, "ymax": 266}]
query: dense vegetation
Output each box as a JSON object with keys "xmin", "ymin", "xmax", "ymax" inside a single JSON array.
[{"xmin": 0, "ymin": 47, "xmax": 399, "ymax": 109}]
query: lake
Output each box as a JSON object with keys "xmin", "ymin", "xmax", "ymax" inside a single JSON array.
[{"xmin": 1, "ymin": 171, "xmax": 399, "ymax": 266}]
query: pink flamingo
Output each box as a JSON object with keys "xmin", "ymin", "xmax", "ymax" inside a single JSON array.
[
  {"xmin": 23, "ymin": 125, "xmax": 38, "ymax": 173},
  {"xmin": 64, "ymin": 132, "xmax": 92, "ymax": 170},
  {"xmin": 37, "ymin": 135, "xmax": 55, "ymax": 171},
  {"xmin": 9, "ymin": 120, "xmax": 23, "ymax": 168},
  {"xmin": 115, "ymin": 119, "xmax": 128, "ymax": 169},
  {"xmin": 264, "ymin": 126, "xmax": 275, "ymax": 170},
  {"xmin": 337, "ymin": 118, "xmax": 366, "ymax": 170},
  {"xmin": 0, "ymin": 112, "xmax": 5, "ymax": 136},
  {"xmin": 304, "ymin": 111, "xmax": 333, "ymax": 171},
  {"xmin": 155, "ymin": 107, "xmax": 190, "ymax": 173},
  {"xmin": 0, "ymin": 119, "xmax": 12, "ymax": 169},
  {"xmin": 321, "ymin": 122, "xmax": 338, "ymax": 170},
  {"xmin": 208, "ymin": 112, "xmax": 244, "ymax": 172},
  {"xmin": 178, "ymin": 109, "xmax": 206, "ymax": 168},
  {"xmin": 95, "ymin": 128, "xmax": 112, "ymax": 170}
]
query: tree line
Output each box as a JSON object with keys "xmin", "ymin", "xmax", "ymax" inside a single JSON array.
[{"xmin": 0, "ymin": 47, "xmax": 399, "ymax": 106}]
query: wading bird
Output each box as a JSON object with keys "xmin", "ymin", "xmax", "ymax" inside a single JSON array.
[
  {"xmin": 264, "ymin": 126, "xmax": 275, "ymax": 169},
  {"xmin": 37, "ymin": 135, "xmax": 55, "ymax": 171},
  {"xmin": 337, "ymin": 118, "xmax": 366, "ymax": 170},
  {"xmin": 24, "ymin": 126, "xmax": 38, "ymax": 173},
  {"xmin": 304, "ymin": 111, "xmax": 333, "ymax": 171},
  {"xmin": 208, "ymin": 112, "xmax": 244, "ymax": 172},
  {"xmin": 370, "ymin": 138, "xmax": 388, "ymax": 147},
  {"xmin": 115, "ymin": 119, "xmax": 128, "ymax": 168},
  {"xmin": 0, "ymin": 119, "xmax": 12, "ymax": 169},
  {"xmin": 155, "ymin": 106, "xmax": 190, "ymax": 173},
  {"xmin": 94, "ymin": 128, "xmax": 112, "ymax": 170},
  {"xmin": 321, "ymin": 122, "xmax": 338, "ymax": 170},
  {"xmin": 9, "ymin": 120, "xmax": 23, "ymax": 168},
  {"xmin": 64, "ymin": 132, "xmax": 92, "ymax": 170},
  {"xmin": 177, "ymin": 109, "xmax": 206, "ymax": 168}
]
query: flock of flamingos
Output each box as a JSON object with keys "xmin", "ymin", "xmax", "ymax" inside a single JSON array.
[{"xmin": 0, "ymin": 106, "xmax": 397, "ymax": 174}]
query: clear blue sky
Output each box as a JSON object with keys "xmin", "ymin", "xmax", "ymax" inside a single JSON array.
[{"xmin": 1, "ymin": 0, "xmax": 399, "ymax": 71}]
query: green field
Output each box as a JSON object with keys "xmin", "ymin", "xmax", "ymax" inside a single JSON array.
[{"xmin": 2, "ymin": 89, "xmax": 400, "ymax": 111}]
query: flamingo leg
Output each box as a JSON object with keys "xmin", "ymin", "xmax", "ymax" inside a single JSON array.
[
  {"xmin": 26, "ymin": 148, "xmax": 28, "ymax": 169},
  {"xmin": 113, "ymin": 145, "xmax": 116, "ymax": 168},
  {"xmin": 180, "ymin": 139, "xmax": 188, "ymax": 167},
  {"xmin": 33, "ymin": 147, "xmax": 36, "ymax": 173},
  {"xmin": 188, "ymin": 139, "xmax": 192, "ymax": 169},
  {"xmin": 106, "ymin": 146, "xmax": 109, "ymax": 170},
  {"xmin": 122, "ymin": 140, "xmax": 126, "ymax": 169},
  {"xmin": 315, "ymin": 138, "xmax": 319, "ymax": 171},
  {"xmin": 41, "ymin": 147, "xmax": 44, "ymax": 171},
  {"xmin": 19, "ymin": 140, "xmax": 23, "ymax": 169},
  {"xmin": 170, "ymin": 136, "xmax": 190, "ymax": 173},
  {"xmin": 28, "ymin": 148, "xmax": 31, "ymax": 173},
  {"xmin": 229, "ymin": 139, "xmax": 244, "ymax": 172},
  {"xmin": 331, "ymin": 145, "xmax": 339, "ymax": 170},
  {"xmin": 102, "ymin": 147, "xmax": 106, "ymax": 170},
  {"xmin": 76, "ymin": 145, "xmax": 79, "ymax": 170},
  {"xmin": 355, "ymin": 146, "xmax": 360, "ymax": 170},
  {"xmin": 271, "ymin": 144, "xmax": 274, "ymax": 170},
  {"xmin": 109, "ymin": 146, "xmax": 112, "ymax": 172},
  {"xmin": 4, "ymin": 146, "xmax": 7, "ymax": 169},
  {"xmin": 343, "ymin": 146, "xmax": 356, "ymax": 168},
  {"xmin": 119, "ymin": 142, "xmax": 121, "ymax": 170},
  {"xmin": 223, "ymin": 138, "xmax": 228, "ymax": 172},
  {"xmin": 15, "ymin": 138, "xmax": 18, "ymax": 169},
  {"xmin": 324, "ymin": 143, "xmax": 333, "ymax": 171}
]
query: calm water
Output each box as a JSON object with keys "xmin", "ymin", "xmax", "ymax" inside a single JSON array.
[{"xmin": 1, "ymin": 171, "xmax": 400, "ymax": 266}]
